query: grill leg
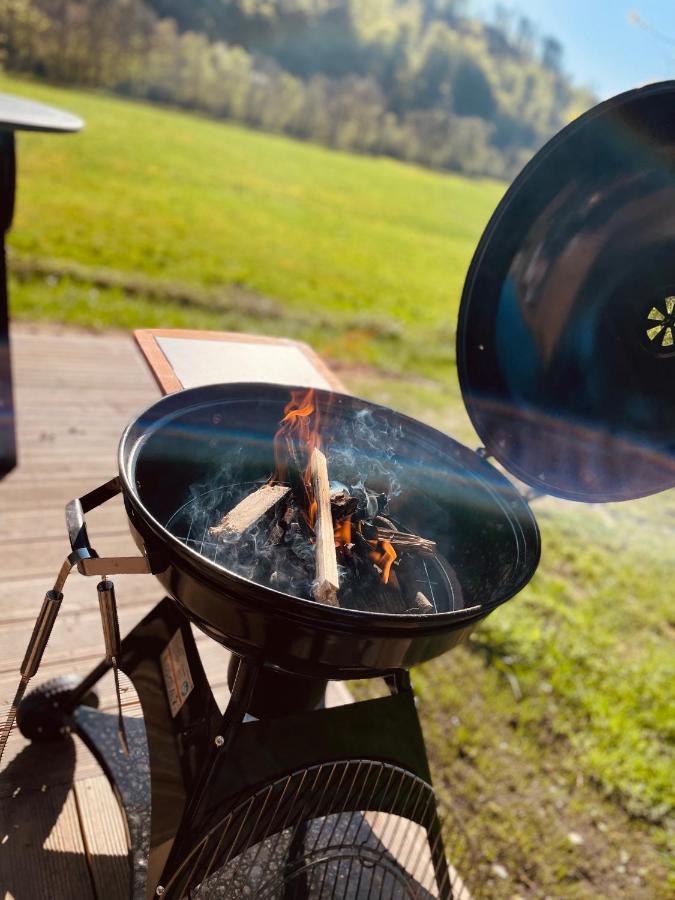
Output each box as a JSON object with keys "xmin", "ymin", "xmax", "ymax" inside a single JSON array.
[
  {"xmin": 427, "ymin": 811, "xmax": 454, "ymax": 900},
  {"xmin": 68, "ymin": 597, "xmax": 219, "ymax": 900},
  {"xmin": 178, "ymin": 656, "xmax": 261, "ymax": 831}
]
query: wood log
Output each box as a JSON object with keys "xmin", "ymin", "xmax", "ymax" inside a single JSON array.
[
  {"xmin": 310, "ymin": 448, "xmax": 340, "ymax": 606},
  {"xmin": 413, "ymin": 591, "xmax": 434, "ymax": 613},
  {"xmin": 209, "ymin": 483, "xmax": 290, "ymax": 539},
  {"xmin": 376, "ymin": 527, "xmax": 436, "ymax": 554},
  {"xmin": 374, "ymin": 515, "xmax": 397, "ymax": 530}
]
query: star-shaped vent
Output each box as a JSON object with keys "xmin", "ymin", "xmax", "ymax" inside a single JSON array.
[{"xmin": 646, "ymin": 297, "xmax": 675, "ymax": 348}]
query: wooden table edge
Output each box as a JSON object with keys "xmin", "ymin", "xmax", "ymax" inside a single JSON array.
[{"xmin": 133, "ymin": 328, "xmax": 345, "ymax": 395}]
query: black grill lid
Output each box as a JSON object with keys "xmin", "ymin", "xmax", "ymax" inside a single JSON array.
[{"xmin": 457, "ymin": 81, "xmax": 675, "ymax": 502}]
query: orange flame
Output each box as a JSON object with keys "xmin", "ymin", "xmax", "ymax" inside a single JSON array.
[
  {"xmin": 273, "ymin": 389, "xmax": 320, "ymax": 477},
  {"xmin": 368, "ymin": 539, "xmax": 396, "ymax": 585},
  {"xmin": 273, "ymin": 388, "xmax": 321, "ymax": 528},
  {"xmin": 334, "ymin": 515, "xmax": 352, "ymax": 546},
  {"xmin": 273, "ymin": 388, "xmax": 396, "ymax": 585},
  {"xmin": 308, "ymin": 498, "xmax": 318, "ymax": 529}
]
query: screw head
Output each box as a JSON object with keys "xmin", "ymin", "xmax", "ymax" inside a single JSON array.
[
  {"xmin": 214, "ymin": 735, "xmax": 224, "ymax": 748},
  {"xmin": 156, "ymin": 887, "xmax": 165, "ymax": 896}
]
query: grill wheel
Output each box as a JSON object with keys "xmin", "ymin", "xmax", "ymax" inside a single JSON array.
[{"xmin": 17, "ymin": 674, "xmax": 99, "ymax": 742}]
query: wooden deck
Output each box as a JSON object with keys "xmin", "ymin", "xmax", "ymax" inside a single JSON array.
[
  {"xmin": 0, "ymin": 324, "xmax": 360, "ymax": 900},
  {"xmin": 0, "ymin": 324, "xmax": 164, "ymax": 898}
]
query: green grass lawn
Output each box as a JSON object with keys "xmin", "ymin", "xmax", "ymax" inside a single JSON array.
[
  {"xmin": 2, "ymin": 73, "xmax": 501, "ymax": 381},
  {"xmin": 2, "ymin": 73, "xmax": 673, "ymax": 896}
]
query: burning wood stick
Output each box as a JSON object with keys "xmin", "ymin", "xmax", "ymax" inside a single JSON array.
[
  {"xmin": 209, "ymin": 483, "xmax": 290, "ymax": 539},
  {"xmin": 376, "ymin": 528, "xmax": 436, "ymax": 554},
  {"xmin": 310, "ymin": 448, "xmax": 340, "ymax": 606}
]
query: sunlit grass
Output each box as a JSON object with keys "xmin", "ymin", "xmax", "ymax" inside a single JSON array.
[{"xmin": 2, "ymin": 74, "xmax": 502, "ymax": 346}]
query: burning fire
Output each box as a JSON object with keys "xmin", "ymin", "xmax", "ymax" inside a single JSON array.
[
  {"xmin": 272, "ymin": 388, "xmax": 396, "ymax": 585},
  {"xmin": 368, "ymin": 539, "xmax": 396, "ymax": 585},
  {"xmin": 334, "ymin": 516, "xmax": 352, "ymax": 545},
  {"xmin": 276, "ymin": 389, "xmax": 321, "ymax": 459},
  {"xmin": 273, "ymin": 388, "xmax": 321, "ymax": 528}
]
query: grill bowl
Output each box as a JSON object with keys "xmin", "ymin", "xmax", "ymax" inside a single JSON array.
[{"xmin": 119, "ymin": 383, "xmax": 539, "ymax": 677}]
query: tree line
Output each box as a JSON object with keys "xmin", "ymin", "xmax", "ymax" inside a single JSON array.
[{"xmin": 0, "ymin": 0, "xmax": 594, "ymax": 179}]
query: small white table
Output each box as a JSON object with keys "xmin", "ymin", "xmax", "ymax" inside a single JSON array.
[{"xmin": 134, "ymin": 328, "xmax": 345, "ymax": 395}]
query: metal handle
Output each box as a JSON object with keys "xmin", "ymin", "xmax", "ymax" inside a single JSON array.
[
  {"xmin": 97, "ymin": 580, "xmax": 121, "ymax": 662},
  {"xmin": 0, "ymin": 588, "xmax": 64, "ymax": 766},
  {"xmin": 97, "ymin": 579, "xmax": 129, "ymax": 755},
  {"xmin": 21, "ymin": 589, "xmax": 63, "ymax": 678},
  {"xmin": 65, "ymin": 476, "xmax": 153, "ymax": 577}
]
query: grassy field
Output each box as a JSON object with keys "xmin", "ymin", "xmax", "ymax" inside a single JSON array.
[
  {"xmin": 2, "ymin": 74, "xmax": 673, "ymax": 897},
  {"xmin": 2, "ymin": 74, "xmax": 502, "ymax": 381}
]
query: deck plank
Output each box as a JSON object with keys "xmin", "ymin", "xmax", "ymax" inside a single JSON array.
[
  {"xmin": 1, "ymin": 324, "xmax": 161, "ymax": 896},
  {"xmin": 0, "ymin": 778, "xmax": 94, "ymax": 899},
  {"xmin": 73, "ymin": 776, "xmax": 130, "ymax": 900}
]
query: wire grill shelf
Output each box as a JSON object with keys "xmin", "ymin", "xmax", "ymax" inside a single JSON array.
[{"xmin": 162, "ymin": 759, "xmax": 479, "ymax": 899}]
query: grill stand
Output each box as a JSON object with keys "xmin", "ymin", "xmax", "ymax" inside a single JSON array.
[
  {"xmin": 1, "ymin": 480, "xmax": 468, "ymax": 897},
  {"xmin": 57, "ymin": 598, "xmax": 453, "ymax": 899}
]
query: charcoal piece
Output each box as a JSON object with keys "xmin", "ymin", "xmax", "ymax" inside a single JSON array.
[
  {"xmin": 375, "ymin": 492, "xmax": 388, "ymax": 514},
  {"xmin": 329, "ymin": 489, "xmax": 358, "ymax": 522},
  {"xmin": 374, "ymin": 514, "xmax": 397, "ymax": 530},
  {"xmin": 360, "ymin": 520, "xmax": 378, "ymax": 541},
  {"xmin": 266, "ymin": 501, "xmax": 295, "ymax": 547},
  {"xmin": 410, "ymin": 591, "xmax": 433, "ymax": 614},
  {"xmin": 351, "ymin": 486, "xmax": 385, "ymax": 521}
]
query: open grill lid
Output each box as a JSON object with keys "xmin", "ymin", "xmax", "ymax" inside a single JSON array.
[{"xmin": 457, "ymin": 81, "xmax": 675, "ymax": 502}]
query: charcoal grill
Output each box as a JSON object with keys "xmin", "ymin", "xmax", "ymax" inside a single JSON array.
[{"xmin": 3, "ymin": 81, "xmax": 675, "ymax": 899}]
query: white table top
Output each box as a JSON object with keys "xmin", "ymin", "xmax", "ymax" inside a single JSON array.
[
  {"xmin": 134, "ymin": 329, "xmax": 345, "ymax": 395},
  {"xmin": 0, "ymin": 93, "xmax": 83, "ymax": 133},
  {"xmin": 156, "ymin": 335, "xmax": 333, "ymax": 391}
]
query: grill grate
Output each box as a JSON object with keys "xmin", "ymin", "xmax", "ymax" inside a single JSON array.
[
  {"xmin": 166, "ymin": 487, "xmax": 460, "ymax": 615},
  {"xmin": 160, "ymin": 760, "xmax": 480, "ymax": 899},
  {"xmin": 166, "ymin": 486, "xmax": 246, "ymax": 565}
]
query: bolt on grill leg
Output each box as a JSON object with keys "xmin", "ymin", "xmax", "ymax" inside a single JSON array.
[{"xmin": 97, "ymin": 579, "xmax": 129, "ymax": 755}]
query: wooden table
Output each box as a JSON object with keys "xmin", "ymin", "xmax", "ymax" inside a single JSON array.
[
  {"xmin": 134, "ymin": 328, "xmax": 345, "ymax": 394},
  {"xmin": 0, "ymin": 94, "xmax": 83, "ymax": 477}
]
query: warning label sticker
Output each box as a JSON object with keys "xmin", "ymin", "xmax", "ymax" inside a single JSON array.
[{"xmin": 160, "ymin": 629, "xmax": 194, "ymax": 717}]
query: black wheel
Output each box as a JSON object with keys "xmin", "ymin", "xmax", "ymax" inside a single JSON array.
[{"xmin": 17, "ymin": 674, "xmax": 99, "ymax": 742}]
